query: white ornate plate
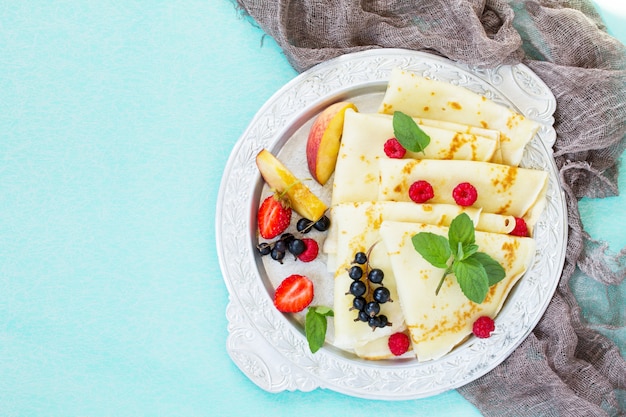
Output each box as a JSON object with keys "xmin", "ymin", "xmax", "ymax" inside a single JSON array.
[{"xmin": 216, "ymin": 49, "xmax": 567, "ymax": 400}]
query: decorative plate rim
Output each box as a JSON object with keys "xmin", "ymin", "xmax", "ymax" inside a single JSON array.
[{"xmin": 216, "ymin": 49, "xmax": 567, "ymax": 400}]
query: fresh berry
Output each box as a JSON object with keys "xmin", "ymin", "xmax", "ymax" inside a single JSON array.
[
  {"xmin": 349, "ymin": 280, "xmax": 367, "ymax": 297},
  {"xmin": 313, "ymin": 215, "xmax": 331, "ymax": 231},
  {"xmin": 297, "ymin": 238, "xmax": 319, "ymax": 262},
  {"xmin": 383, "ymin": 138, "xmax": 406, "ymax": 159},
  {"xmin": 353, "ymin": 252, "xmax": 367, "ymax": 264},
  {"xmin": 273, "ymin": 274, "xmax": 314, "ymax": 313},
  {"xmin": 348, "ymin": 265, "xmax": 363, "ymax": 280},
  {"xmin": 351, "ymin": 296, "xmax": 366, "ymax": 311},
  {"xmin": 377, "ymin": 314, "xmax": 389, "ymax": 328},
  {"xmin": 409, "ymin": 180, "xmax": 435, "ymax": 203},
  {"xmin": 296, "ymin": 218, "xmax": 314, "ymax": 233},
  {"xmin": 388, "ymin": 332, "xmax": 411, "ymax": 356},
  {"xmin": 257, "ymin": 242, "xmax": 271, "ymax": 256},
  {"xmin": 472, "ymin": 316, "xmax": 495, "ymax": 338},
  {"xmin": 367, "ymin": 268, "xmax": 384, "ymax": 284},
  {"xmin": 287, "ymin": 238, "xmax": 306, "ymax": 257},
  {"xmin": 510, "ymin": 217, "xmax": 529, "ymax": 237},
  {"xmin": 364, "ymin": 301, "xmax": 380, "ymax": 317},
  {"xmin": 452, "ymin": 182, "xmax": 478, "ymax": 206},
  {"xmin": 355, "ymin": 310, "xmax": 369, "ymax": 322},
  {"xmin": 368, "ymin": 316, "xmax": 382, "ymax": 329},
  {"xmin": 373, "ymin": 286, "xmax": 391, "ymax": 303},
  {"xmin": 270, "ymin": 247, "xmax": 285, "ymax": 263},
  {"xmin": 258, "ymin": 194, "xmax": 292, "ymax": 239}
]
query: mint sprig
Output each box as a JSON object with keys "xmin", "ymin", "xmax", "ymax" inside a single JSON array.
[
  {"xmin": 392, "ymin": 111, "xmax": 430, "ymax": 154},
  {"xmin": 305, "ymin": 306, "xmax": 334, "ymax": 353},
  {"xmin": 411, "ymin": 213, "xmax": 506, "ymax": 303}
]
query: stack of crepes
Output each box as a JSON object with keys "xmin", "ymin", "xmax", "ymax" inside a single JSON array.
[{"xmin": 324, "ymin": 68, "xmax": 548, "ymax": 361}]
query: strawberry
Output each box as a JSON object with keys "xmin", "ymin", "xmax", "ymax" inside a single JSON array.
[
  {"xmin": 273, "ymin": 274, "xmax": 314, "ymax": 313},
  {"xmin": 257, "ymin": 193, "xmax": 292, "ymax": 239}
]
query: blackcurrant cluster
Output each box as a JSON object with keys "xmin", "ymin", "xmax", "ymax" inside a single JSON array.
[
  {"xmin": 347, "ymin": 248, "xmax": 393, "ymax": 330},
  {"xmin": 296, "ymin": 214, "xmax": 331, "ymax": 234},
  {"xmin": 256, "ymin": 233, "xmax": 305, "ymax": 263}
]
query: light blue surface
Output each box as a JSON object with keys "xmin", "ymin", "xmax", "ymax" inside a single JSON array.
[{"xmin": 0, "ymin": 1, "xmax": 623, "ymax": 416}]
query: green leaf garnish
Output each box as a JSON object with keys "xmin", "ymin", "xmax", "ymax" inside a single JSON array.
[
  {"xmin": 411, "ymin": 232, "xmax": 451, "ymax": 269},
  {"xmin": 392, "ymin": 111, "xmax": 430, "ymax": 154},
  {"xmin": 305, "ymin": 306, "xmax": 334, "ymax": 353},
  {"xmin": 411, "ymin": 213, "xmax": 506, "ymax": 303},
  {"xmin": 448, "ymin": 212, "xmax": 475, "ymax": 256},
  {"xmin": 470, "ymin": 252, "xmax": 506, "ymax": 286},
  {"xmin": 453, "ymin": 256, "xmax": 489, "ymax": 303}
]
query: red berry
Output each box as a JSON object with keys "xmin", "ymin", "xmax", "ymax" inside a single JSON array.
[
  {"xmin": 383, "ymin": 138, "xmax": 406, "ymax": 159},
  {"xmin": 452, "ymin": 182, "xmax": 478, "ymax": 206},
  {"xmin": 408, "ymin": 180, "xmax": 434, "ymax": 203},
  {"xmin": 510, "ymin": 217, "xmax": 529, "ymax": 237},
  {"xmin": 297, "ymin": 238, "xmax": 319, "ymax": 262},
  {"xmin": 257, "ymin": 194, "xmax": 292, "ymax": 239},
  {"xmin": 388, "ymin": 332, "xmax": 411, "ymax": 356},
  {"xmin": 472, "ymin": 316, "xmax": 495, "ymax": 338},
  {"xmin": 273, "ymin": 274, "xmax": 314, "ymax": 313}
]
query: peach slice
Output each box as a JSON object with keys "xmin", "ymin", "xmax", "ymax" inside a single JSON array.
[
  {"xmin": 256, "ymin": 149, "xmax": 327, "ymax": 221},
  {"xmin": 306, "ymin": 101, "xmax": 358, "ymax": 185}
]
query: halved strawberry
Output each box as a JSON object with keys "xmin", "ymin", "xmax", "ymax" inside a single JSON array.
[
  {"xmin": 273, "ymin": 274, "xmax": 314, "ymax": 313},
  {"xmin": 257, "ymin": 193, "xmax": 292, "ymax": 239}
]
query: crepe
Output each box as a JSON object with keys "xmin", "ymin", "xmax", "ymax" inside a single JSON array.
[
  {"xmin": 329, "ymin": 201, "xmax": 516, "ymax": 353},
  {"xmin": 378, "ymin": 68, "xmax": 541, "ymax": 166},
  {"xmin": 377, "ymin": 158, "xmax": 548, "ymax": 226},
  {"xmin": 379, "ymin": 220, "xmax": 536, "ymax": 361},
  {"xmin": 323, "ymin": 201, "xmax": 515, "ymax": 272},
  {"xmin": 331, "ymin": 109, "xmax": 499, "ymax": 206}
]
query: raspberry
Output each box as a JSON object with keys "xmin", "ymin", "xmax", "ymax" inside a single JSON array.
[
  {"xmin": 409, "ymin": 180, "xmax": 435, "ymax": 203},
  {"xmin": 452, "ymin": 182, "xmax": 478, "ymax": 206},
  {"xmin": 510, "ymin": 217, "xmax": 529, "ymax": 237},
  {"xmin": 472, "ymin": 316, "xmax": 495, "ymax": 338},
  {"xmin": 384, "ymin": 138, "xmax": 406, "ymax": 159},
  {"xmin": 388, "ymin": 332, "xmax": 411, "ymax": 356},
  {"xmin": 297, "ymin": 238, "xmax": 319, "ymax": 262}
]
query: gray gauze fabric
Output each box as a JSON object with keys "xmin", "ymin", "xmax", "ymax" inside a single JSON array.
[{"xmin": 234, "ymin": 0, "xmax": 626, "ymax": 415}]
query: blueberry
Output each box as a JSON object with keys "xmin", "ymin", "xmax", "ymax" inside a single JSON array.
[{"xmin": 313, "ymin": 215, "xmax": 330, "ymax": 232}]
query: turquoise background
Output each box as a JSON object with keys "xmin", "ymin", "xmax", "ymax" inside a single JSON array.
[{"xmin": 0, "ymin": 1, "xmax": 623, "ymax": 416}]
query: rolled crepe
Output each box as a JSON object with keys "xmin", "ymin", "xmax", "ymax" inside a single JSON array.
[
  {"xmin": 378, "ymin": 68, "xmax": 541, "ymax": 166},
  {"xmin": 379, "ymin": 220, "xmax": 536, "ymax": 362},
  {"xmin": 323, "ymin": 202, "xmax": 515, "ymax": 272},
  {"xmin": 378, "ymin": 158, "xmax": 548, "ymax": 227},
  {"xmin": 331, "ymin": 109, "xmax": 498, "ymax": 206}
]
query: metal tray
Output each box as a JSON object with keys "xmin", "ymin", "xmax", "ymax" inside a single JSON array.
[{"xmin": 216, "ymin": 49, "xmax": 567, "ymax": 400}]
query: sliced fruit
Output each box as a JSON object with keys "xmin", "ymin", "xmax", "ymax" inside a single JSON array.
[
  {"xmin": 257, "ymin": 193, "xmax": 292, "ymax": 239},
  {"xmin": 306, "ymin": 101, "xmax": 358, "ymax": 185},
  {"xmin": 273, "ymin": 274, "xmax": 314, "ymax": 313},
  {"xmin": 256, "ymin": 149, "xmax": 327, "ymax": 222}
]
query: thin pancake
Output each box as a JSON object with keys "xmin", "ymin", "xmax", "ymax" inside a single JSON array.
[
  {"xmin": 378, "ymin": 68, "xmax": 541, "ymax": 166},
  {"xmin": 379, "ymin": 220, "xmax": 536, "ymax": 361},
  {"xmin": 378, "ymin": 158, "xmax": 548, "ymax": 225},
  {"xmin": 331, "ymin": 109, "xmax": 498, "ymax": 206}
]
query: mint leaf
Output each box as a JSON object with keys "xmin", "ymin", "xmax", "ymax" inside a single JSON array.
[
  {"xmin": 393, "ymin": 111, "xmax": 430, "ymax": 153},
  {"xmin": 412, "ymin": 232, "xmax": 451, "ymax": 269},
  {"xmin": 470, "ymin": 252, "xmax": 506, "ymax": 286},
  {"xmin": 448, "ymin": 212, "xmax": 475, "ymax": 255},
  {"xmin": 305, "ymin": 306, "xmax": 333, "ymax": 353},
  {"xmin": 454, "ymin": 257, "xmax": 489, "ymax": 303}
]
